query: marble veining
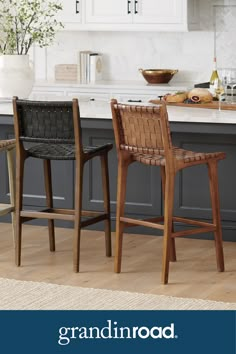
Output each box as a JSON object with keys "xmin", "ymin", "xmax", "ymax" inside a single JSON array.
[{"xmin": 1, "ymin": 98, "xmax": 236, "ymax": 124}]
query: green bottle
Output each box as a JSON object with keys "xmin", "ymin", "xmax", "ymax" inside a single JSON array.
[{"xmin": 209, "ymin": 57, "xmax": 219, "ymax": 96}]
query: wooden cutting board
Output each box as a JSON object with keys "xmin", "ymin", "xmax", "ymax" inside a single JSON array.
[{"xmin": 149, "ymin": 100, "xmax": 236, "ymax": 111}]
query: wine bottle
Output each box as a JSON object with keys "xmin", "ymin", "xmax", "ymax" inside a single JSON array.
[{"xmin": 209, "ymin": 57, "xmax": 219, "ymax": 96}]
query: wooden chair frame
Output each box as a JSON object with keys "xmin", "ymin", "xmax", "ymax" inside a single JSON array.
[
  {"xmin": 0, "ymin": 141, "xmax": 16, "ymax": 245},
  {"xmin": 13, "ymin": 97, "xmax": 112, "ymax": 272},
  {"xmin": 111, "ymin": 99, "xmax": 225, "ymax": 284}
]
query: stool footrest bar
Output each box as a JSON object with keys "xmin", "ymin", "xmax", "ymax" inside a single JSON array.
[
  {"xmin": 172, "ymin": 226, "xmax": 216, "ymax": 238},
  {"xmin": 0, "ymin": 204, "xmax": 14, "ymax": 216},
  {"xmin": 173, "ymin": 216, "xmax": 215, "ymax": 228},
  {"xmin": 120, "ymin": 216, "xmax": 164, "ymax": 230},
  {"xmin": 20, "ymin": 209, "xmax": 109, "ymax": 226},
  {"xmin": 81, "ymin": 214, "xmax": 108, "ymax": 228}
]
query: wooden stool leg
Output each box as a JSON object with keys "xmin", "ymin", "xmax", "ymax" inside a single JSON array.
[
  {"xmin": 115, "ymin": 158, "xmax": 129, "ymax": 273},
  {"xmin": 161, "ymin": 174, "xmax": 175, "ymax": 284},
  {"xmin": 208, "ymin": 160, "xmax": 224, "ymax": 272},
  {"xmin": 43, "ymin": 159, "xmax": 55, "ymax": 252},
  {"xmin": 15, "ymin": 152, "xmax": 25, "ymax": 266},
  {"xmin": 7, "ymin": 148, "xmax": 16, "ymax": 247},
  {"xmin": 73, "ymin": 161, "xmax": 83, "ymax": 273},
  {"xmin": 100, "ymin": 153, "xmax": 112, "ymax": 257},
  {"xmin": 161, "ymin": 166, "xmax": 176, "ymax": 262}
]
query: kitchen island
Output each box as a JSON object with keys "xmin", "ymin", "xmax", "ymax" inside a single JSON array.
[{"xmin": 1, "ymin": 98, "xmax": 236, "ymax": 241}]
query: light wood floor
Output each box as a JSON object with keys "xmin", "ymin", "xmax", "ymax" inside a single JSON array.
[{"xmin": 1, "ymin": 222, "xmax": 236, "ymax": 303}]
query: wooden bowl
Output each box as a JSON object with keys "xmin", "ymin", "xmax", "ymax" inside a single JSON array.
[{"xmin": 139, "ymin": 68, "xmax": 178, "ymax": 84}]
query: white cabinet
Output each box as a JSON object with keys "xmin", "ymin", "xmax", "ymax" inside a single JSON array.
[
  {"xmin": 85, "ymin": 0, "xmax": 185, "ymax": 25},
  {"xmin": 56, "ymin": 0, "xmax": 199, "ymax": 31},
  {"xmin": 32, "ymin": 82, "xmax": 188, "ymax": 103},
  {"xmin": 58, "ymin": 0, "xmax": 81, "ymax": 26},
  {"xmin": 84, "ymin": 0, "xmax": 198, "ymax": 31},
  {"xmin": 85, "ymin": 0, "xmax": 131, "ymax": 24},
  {"xmin": 133, "ymin": 0, "xmax": 184, "ymax": 25},
  {"xmin": 30, "ymin": 90, "xmax": 65, "ymax": 99},
  {"xmin": 66, "ymin": 90, "xmax": 110, "ymax": 101}
]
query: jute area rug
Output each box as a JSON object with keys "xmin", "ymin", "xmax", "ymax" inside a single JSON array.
[{"xmin": 0, "ymin": 277, "xmax": 235, "ymax": 310}]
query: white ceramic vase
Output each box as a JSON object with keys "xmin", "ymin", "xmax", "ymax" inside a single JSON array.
[{"xmin": 0, "ymin": 55, "xmax": 34, "ymax": 99}]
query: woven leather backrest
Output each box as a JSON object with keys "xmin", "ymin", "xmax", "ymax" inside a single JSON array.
[
  {"xmin": 111, "ymin": 101, "xmax": 172, "ymax": 153},
  {"xmin": 15, "ymin": 100, "xmax": 76, "ymax": 143}
]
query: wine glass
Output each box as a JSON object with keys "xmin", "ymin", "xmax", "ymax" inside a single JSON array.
[
  {"xmin": 215, "ymin": 83, "xmax": 225, "ymax": 111},
  {"xmin": 224, "ymin": 69, "xmax": 236, "ymax": 104},
  {"xmin": 216, "ymin": 69, "xmax": 229, "ymax": 111}
]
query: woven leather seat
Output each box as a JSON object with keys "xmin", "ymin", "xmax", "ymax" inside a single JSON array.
[
  {"xmin": 121, "ymin": 145, "xmax": 225, "ymax": 167},
  {"xmin": 13, "ymin": 98, "xmax": 113, "ymax": 272},
  {"xmin": 111, "ymin": 99, "xmax": 226, "ymax": 284},
  {"xmin": 27, "ymin": 143, "xmax": 113, "ymax": 160},
  {"xmin": 0, "ymin": 139, "xmax": 16, "ymax": 245},
  {"xmin": 0, "ymin": 139, "xmax": 16, "ymax": 151}
]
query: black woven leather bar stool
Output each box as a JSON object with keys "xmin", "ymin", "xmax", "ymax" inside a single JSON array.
[{"xmin": 13, "ymin": 97, "xmax": 113, "ymax": 272}]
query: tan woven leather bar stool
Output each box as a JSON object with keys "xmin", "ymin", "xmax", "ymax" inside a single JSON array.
[
  {"xmin": 111, "ymin": 99, "xmax": 226, "ymax": 284},
  {"xmin": 0, "ymin": 139, "xmax": 16, "ymax": 244},
  {"xmin": 13, "ymin": 97, "xmax": 112, "ymax": 272}
]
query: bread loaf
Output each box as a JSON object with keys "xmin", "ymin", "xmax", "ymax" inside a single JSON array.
[
  {"xmin": 188, "ymin": 88, "xmax": 213, "ymax": 103},
  {"xmin": 163, "ymin": 91, "xmax": 188, "ymax": 103}
]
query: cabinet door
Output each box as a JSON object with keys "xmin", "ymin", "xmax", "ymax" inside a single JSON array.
[
  {"xmin": 85, "ymin": 0, "xmax": 132, "ymax": 24},
  {"xmin": 134, "ymin": 0, "xmax": 185, "ymax": 24},
  {"xmin": 59, "ymin": 0, "xmax": 81, "ymax": 24},
  {"xmin": 82, "ymin": 128, "xmax": 162, "ymax": 219}
]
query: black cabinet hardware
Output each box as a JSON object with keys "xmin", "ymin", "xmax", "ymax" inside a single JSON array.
[
  {"xmin": 127, "ymin": 99, "xmax": 142, "ymax": 102},
  {"xmin": 76, "ymin": 0, "xmax": 79, "ymax": 14},
  {"xmin": 127, "ymin": 0, "xmax": 131, "ymax": 14},
  {"xmin": 134, "ymin": 0, "xmax": 138, "ymax": 14}
]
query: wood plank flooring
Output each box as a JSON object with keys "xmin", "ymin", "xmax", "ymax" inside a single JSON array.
[{"xmin": 0, "ymin": 222, "xmax": 236, "ymax": 302}]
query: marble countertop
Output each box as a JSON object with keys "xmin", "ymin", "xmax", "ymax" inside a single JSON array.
[
  {"xmin": 34, "ymin": 79, "xmax": 193, "ymax": 91},
  {"xmin": 1, "ymin": 97, "xmax": 236, "ymax": 124}
]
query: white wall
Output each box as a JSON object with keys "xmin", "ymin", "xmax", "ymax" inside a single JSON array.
[
  {"xmin": 39, "ymin": 0, "xmax": 236, "ymax": 84},
  {"xmin": 45, "ymin": 30, "xmax": 213, "ymax": 83}
]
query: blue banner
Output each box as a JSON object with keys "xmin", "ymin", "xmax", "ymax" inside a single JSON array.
[{"xmin": 0, "ymin": 310, "xmax": 235, "ymax": 353}]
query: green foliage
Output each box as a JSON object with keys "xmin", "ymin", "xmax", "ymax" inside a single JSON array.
[{"xmin": 0, "ymin": 0, "xmax": 63, "ymax": 55}]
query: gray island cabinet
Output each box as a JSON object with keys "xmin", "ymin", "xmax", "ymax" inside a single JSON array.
[{"xmin": 1, "ymin": 102, "xmax": 236, "ymax": 241}]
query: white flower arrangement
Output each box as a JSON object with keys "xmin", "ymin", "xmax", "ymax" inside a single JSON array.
[{"xmin": 0, "ymin": 0, "xmax": 63, "ymax": 55}]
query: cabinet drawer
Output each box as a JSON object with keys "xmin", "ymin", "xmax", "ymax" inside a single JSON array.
[
  {"xmin": 66, "ymin": 91, "xmax": 109, "ymax": 101},
  {"xmin": 31, "ymin": 90, "xmax": 65, "ymax": 99}
]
